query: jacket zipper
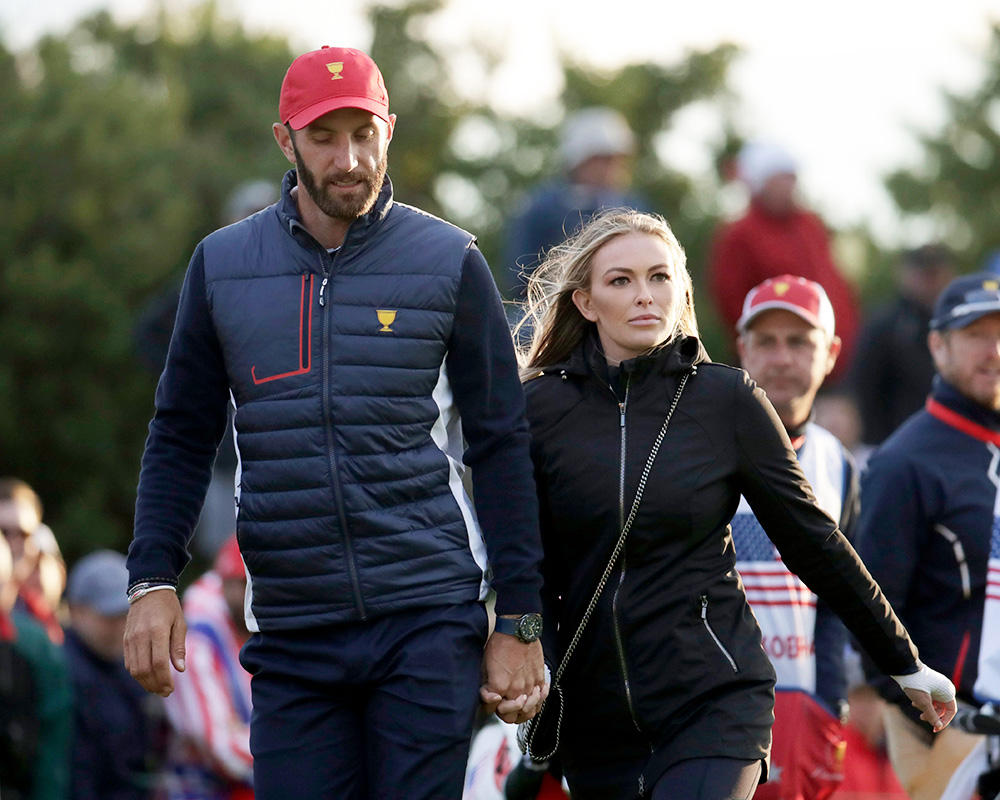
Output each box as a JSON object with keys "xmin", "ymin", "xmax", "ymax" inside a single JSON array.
[
  {"xmin": 608, "ymin": 379, "xmax": 652, "ymax": 792},
  {"xmin": 700, "ymin": 594, "xmax": 737, "ymax": 672},
  {"xmin": 317, "ymin": 244, "xmax": 366, "ymax": 620}
]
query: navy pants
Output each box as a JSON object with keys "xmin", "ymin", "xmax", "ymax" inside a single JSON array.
[
  {"xmin": 652, "ymin": 757, "xmax": 762, "ymax": 800},
  {"xmin": 240, "ymin": 603, "xmax": 488, "ymax": 800}
]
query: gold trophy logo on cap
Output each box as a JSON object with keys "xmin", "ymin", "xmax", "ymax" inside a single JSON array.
[
  {"xmin": 327, "ymin": 62, "xmax": 344, "ymax": 80},
  {"xmin": 377, "ymin": 309, "xmax": 397, "ymax": 332}
]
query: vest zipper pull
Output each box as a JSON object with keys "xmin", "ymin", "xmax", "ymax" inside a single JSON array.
[
  {"xmin": 319, "ymin": 276, "xmax": 329, "ymax": 307},
  {"xmin": 619, "ymin": 402, "xmax": 626, "ymax": 428}
]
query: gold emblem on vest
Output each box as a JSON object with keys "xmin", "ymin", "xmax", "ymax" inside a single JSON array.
[
  {"xmin": 327, "ymin": 62, "xmax": 344, "ymax": 80},
  {"xmin": 376, "ymin": 309, "xmax": 397, "ymax": 332}
]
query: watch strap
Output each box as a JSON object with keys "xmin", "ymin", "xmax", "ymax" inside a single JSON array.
[{"xmin": 494, "ymin": 616, "xmax": 520, "ymax": 638}]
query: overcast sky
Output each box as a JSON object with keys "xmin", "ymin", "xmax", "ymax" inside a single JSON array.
[{"xmin": 2, "ymin": 0, "xmax": 999, "ymax": 247}]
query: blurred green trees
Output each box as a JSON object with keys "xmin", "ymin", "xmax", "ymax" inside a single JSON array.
[
  {"xmin": 0, "ymin": 7, "xmax": 294, "ymax": 561},
  {"xmin": 885, "ymin": 22, "xmax": 1000, "ymax": 272},
  {"xmin": 0, "ymin": 1, "xmax": 739, "ymax": 561}
]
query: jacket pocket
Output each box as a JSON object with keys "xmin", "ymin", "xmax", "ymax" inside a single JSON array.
[{"xmin": 700, "ymin": 593, "xmax": 738, "ymax": 672}]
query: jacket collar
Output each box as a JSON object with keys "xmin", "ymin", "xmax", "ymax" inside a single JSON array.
[
  {"xmin": 545, "ymin": 329, "xmax": 709, "ymax": 382},
  {"xmin": 278, "ymin": 169, "xmax": 394, "ymax": 250},
  {"xmin": 929, "ymin": 375, "xmax": 1000, "ymax": 434}
]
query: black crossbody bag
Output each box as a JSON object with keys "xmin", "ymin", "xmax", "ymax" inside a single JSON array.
[{"xmin": 517, "ymin": 369, "xmax": 692, "ymax": 763}]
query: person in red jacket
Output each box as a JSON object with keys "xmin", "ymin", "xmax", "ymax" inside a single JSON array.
[{"xmin": 708, "ymin": 142, "xmax": 860, "ymax": 382}]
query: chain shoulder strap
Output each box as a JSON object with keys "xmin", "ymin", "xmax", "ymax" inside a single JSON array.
[{"xmin": 552, "ymin": 367, "xmax": 693, "ymax": 685}]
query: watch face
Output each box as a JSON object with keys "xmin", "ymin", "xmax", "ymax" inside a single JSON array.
[{"xmin": 518, "ymin": 614, "xmax": 543, "ymax": 642}]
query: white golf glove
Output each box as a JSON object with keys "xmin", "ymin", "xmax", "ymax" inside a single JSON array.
[{"xmin": 892, "ymin": 661, "xmax": 956, "ymax": 702}]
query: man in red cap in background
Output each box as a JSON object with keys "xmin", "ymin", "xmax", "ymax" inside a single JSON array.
[
  {"xmin": 124, "ymin": 46, "xmax": 546, "ymax": 799},
  {"xmin": 162, "ymin": 535, "xmax": 253, "ymax": 800},
  {"xmin": 730, "ymin": 275, "xmax": 857, "ymax": 800}
]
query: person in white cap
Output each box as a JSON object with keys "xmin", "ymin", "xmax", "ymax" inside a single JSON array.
[
  {"xmin": 707, "ymin": 141, "xmax": 860, "ymax": 383},
  {"xmin": 504, "ymin": 107, "xmax": 651, "ymax": 299}
]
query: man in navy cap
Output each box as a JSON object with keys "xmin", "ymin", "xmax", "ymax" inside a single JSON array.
[{"xmin": 857, "ymin": 273, "xmax": 1000, "ymax": 800}]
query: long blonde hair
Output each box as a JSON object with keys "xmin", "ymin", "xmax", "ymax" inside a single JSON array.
[{"xmin": 515, "ymin": 209, "xmax": 698, "ymax": 377}]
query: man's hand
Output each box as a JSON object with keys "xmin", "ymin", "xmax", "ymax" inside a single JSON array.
[
  {"xmin": 123, "ymin": 589, "xmax": 186, "ymax": 697},
  {"xmin": 480, "ymin": 625, "xmax": 548, "ymax": 724}
]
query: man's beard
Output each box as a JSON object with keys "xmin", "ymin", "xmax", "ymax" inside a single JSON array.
[{"xmin": 292, "ymin": 140, "xmax": 387, "ymax": 222}]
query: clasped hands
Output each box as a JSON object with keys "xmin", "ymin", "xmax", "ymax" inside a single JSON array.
[
  {"xmin": 128, "ymin": 590, "xmax": 554, "ymax": 725},
  {"xmin": 479, "ymin": 627, "xmax": 549, "ymax": 724}
]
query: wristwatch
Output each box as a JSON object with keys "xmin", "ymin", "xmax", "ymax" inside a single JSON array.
[{"xmin": 494, "ymin": 613, "xmax": 543, "ymax": 643}]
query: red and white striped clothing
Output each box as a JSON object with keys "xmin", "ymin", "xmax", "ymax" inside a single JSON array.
[
  {"xmin": 732, "ymin": 422, "xmax": 846, "ymax": 692},
  {"xmin": 164, "ymin": 571, "xmax": 253, "ymax": 800}
]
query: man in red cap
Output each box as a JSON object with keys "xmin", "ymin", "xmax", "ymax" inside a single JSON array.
[
  {"xmin": 124, "ymin": 46, "xmax": 546, "ymax": 799},
  {"xmin": 730, "ymin": 275, "xmax": 856, "ymax": 800}
]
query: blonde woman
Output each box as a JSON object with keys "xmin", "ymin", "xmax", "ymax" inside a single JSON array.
[{"xmin": 517, "ymin": 210, "xmax": 956, "ymax": 800}]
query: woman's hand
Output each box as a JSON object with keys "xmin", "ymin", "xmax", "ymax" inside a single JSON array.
[{"xmin": 892, "ymin": 662, "xmax": 957, "ymax": 732}]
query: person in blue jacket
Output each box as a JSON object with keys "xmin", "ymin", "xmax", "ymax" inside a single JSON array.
[
  {"xmin": 65, "ymin": 551, "xmax": 165, "ymax": 800},
  {"xmin": 504, "ymin": 107, "xmax": 650, "ymax": 300},
  {"xmin": 857, "ymin": 273, "xmax": 1000, "ymax": 800},
  {"xmin": 123, "ymin": 45, "xmax": 547, "ymax": 800}
]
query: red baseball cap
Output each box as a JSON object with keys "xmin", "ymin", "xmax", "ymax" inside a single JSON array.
[
  {"xmin": 279, "ymin": 46, "xmax": 389, "ymax": 130},
  {"xmin": 737, "ymin": 274, "xmax": 836, "ymax": 339}
]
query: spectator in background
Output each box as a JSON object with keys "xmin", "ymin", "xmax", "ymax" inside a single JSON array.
[
  {"xmin": 64, "ymin": 550, "xmax": 166, "ymax": 800},
  {"xmin": 856, "ymin": 273, "xmax": 1000, "ymax": 800},
  {"xmin": 732, "ymin": 275, "xmax": 854, "ymax": 800},
  {"xmin": 164, "ymin": 535, "xmax": 253, "ymax": 800},
  {"xmin": 0, "ymin": 525, "xmax": 73, "ymax": 800},
  {"xmin": 504, "ymin": 107, "xmax": 650, "ymax": 300},
  {"xmin": 26, "ymin": 525, "xmax": 67, "ymax": 625},
  {"xmin": 708, "ymin": 141, "xmax": 860, "ymax": 382},
  {"xmin": 851, "ymin": 244, "xmax": 955, "ymax": 448},
  {"xmin": 0, "ymin": 479, "xmax": 63, "ymax": 644}
]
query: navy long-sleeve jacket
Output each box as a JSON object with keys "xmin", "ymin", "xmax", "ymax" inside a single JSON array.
[{"xmin": 858, "ymin": 377, "xmax": 1000, "ymax": 720}]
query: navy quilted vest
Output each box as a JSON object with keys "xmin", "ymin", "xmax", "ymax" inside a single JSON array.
[{"xmin": 201, "ymin": 173, "xmax": 486, "ymax": 630}]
